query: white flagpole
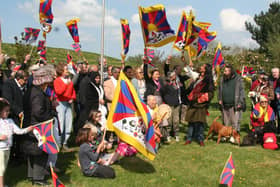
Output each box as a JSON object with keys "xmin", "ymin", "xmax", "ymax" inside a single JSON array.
[{"xmin": 100, "ymin": 0, "xmax": 105, "ymax": 84}]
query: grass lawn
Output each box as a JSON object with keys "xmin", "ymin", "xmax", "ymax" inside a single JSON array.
[{"xmin": 5, "ymin": 103, "xmax": 280, "ymax": 187}]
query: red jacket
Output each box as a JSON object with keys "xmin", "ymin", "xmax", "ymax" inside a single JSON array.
[{"xmin": 54, "ymin": 77, "xmax": 76, "ymax": 102}]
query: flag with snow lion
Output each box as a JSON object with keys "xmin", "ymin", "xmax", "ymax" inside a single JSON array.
[
  {"xmin": 139, "ymin": 4, "xmax": 175, "ymax": 47},
  {"xmin": 107, "ymin": 72, "xmax": 156, "ymax": 160},
  {"xmin": 33, "ymin": 119, "xmax": 59, "ymax": 154}
]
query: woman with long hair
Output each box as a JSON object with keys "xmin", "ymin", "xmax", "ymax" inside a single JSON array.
[{"xmin": 184, "ymin": 63, "xmax": 214, "ymax": 146}]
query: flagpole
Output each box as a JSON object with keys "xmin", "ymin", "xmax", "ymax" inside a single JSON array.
[
  {"xmin": 138, "ymin": 6, "xmax": 148, "ymax": 64},
  {"xmin": 0, "ymin": 19, "xmax": 2, "ymax": 54},
  {"xmin": 100, "ymin": 0, "xmax": 105, "ymax": 84}
]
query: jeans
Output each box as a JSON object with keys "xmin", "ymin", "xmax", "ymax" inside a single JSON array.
[
  {"xmin": 187, "ymin": 122, "xmax": 204, "ymax": 142},
  {"xmin": 56, "ymin": 101, "xmax": 73, "ymax": 145}
]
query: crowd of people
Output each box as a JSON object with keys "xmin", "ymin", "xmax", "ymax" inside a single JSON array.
[{"xmin": 0, "ymin": 51, "xmax": 279, "ymax": 186}]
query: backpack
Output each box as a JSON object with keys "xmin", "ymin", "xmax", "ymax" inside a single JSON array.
[{"xmin": 263, "ymin": 132, "xmax": 278, "ymax": 150}]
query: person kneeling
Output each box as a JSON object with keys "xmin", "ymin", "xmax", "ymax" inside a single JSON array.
[
  {"xmin": 76, "ymin": 128, "xmax": 115, "ymax": 178},
  {"xmin": 250, "ymin": 95, "xmax": 276, "ymax": 143}
]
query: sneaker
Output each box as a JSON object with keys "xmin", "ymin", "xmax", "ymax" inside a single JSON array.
[
  {"xmin": 184, "ymin": 140, "xmax": 192, "ymax": 145},
  {"xmin": 175, "ymin": 136, "xmax": 180, "ymax": 142},
  {"xmin": 200, "ymin": 141, "xmax": 205, "ymax": 147},
  {"xmin": 167, "ymin": 136, "xmax": 171, "ymax": 142}
]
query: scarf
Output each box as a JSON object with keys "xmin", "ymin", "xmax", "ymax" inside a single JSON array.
[{"xmin": 188, "ymin": 79, "xmax": 206, "ymax": 101}]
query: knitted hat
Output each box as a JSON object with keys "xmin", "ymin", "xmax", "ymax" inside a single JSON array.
[{"xmin": 32, "ymin": 67, "xmax": 53, "ymax": 86}]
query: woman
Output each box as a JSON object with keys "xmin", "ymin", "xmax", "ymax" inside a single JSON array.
[
  {"xmin": 252, "ymin": 75, "xmax": 274, "ymax": 103},
  {"xmin": 53, "ymin": 62, "xmax": 76, "ymax": 149},
  {"xmin": 78, "ymin": 72, "xmax": 106, "ymax": 129},
  {"xmin": 131, "ymin": 67, "xmax": 146, "ymax": 101},
  {"xmin": 22, "ymin": 66, "xmax": 56, "ymax": 186},
  {"xmin": 184, "ymin": 63, "xmax": 214, "ymax": 146},
  {"xmin": 143, "ymin": 59, "xmax": 164, "ymax": 104},
  {"xmin": 250, "ymin": 95, "xmax": 275, "ymax": 129}
]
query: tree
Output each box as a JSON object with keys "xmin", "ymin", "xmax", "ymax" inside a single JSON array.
[{"xmin": 245, "ymin": 2, "xmax": 280, "ymax": 53}]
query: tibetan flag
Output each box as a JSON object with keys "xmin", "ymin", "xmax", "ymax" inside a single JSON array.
[
  {"xmin": 220, "ymin": 153, "xmax": 235, "ymax": 187},
  {"xmin": 13, "ymin": 65, "xmax": 22, "ymax": 72},
  {"xmin": 33, "ymin": 119, "xmax": 59, "ymax": 154},
  {"xmin": 196, "ymin": 29, "xmax": 216, "ymax": 57},
  {"xmin": 144, "ymin": 48, "xmax": 155, "ymax": 66},
  {"xmin": 185, "ymin": 21, "xmax": 209, "ymax": 46},
  {"xmin": 66, "ymin": 18, "xmax": 80, "ymax": 43},
  {"xmin": 39, "ymin": 49, "xmax": 47, "ymax": 61},
  {"xmin": 251, "ymin": 102, "xmax": 275, "ymax": 127},
  {"xmin": 107, "ymin": 72, "xmax": 156, "ymax": 160},
  {"xmin": 50, "ymin": 165, "xmax": 65, "ymax": 187},
  {"xmin": 67, "ymin": 53, "xmax": 77, "ymax": 75},
  {"xmin": 37, "ymin": 40, "xmax": 46, "ymax": 52},
  {"xmin": 173, "ymin": 11, "xmax": 188, "ymax": 51},
  {"xmin": 71, "ymin": 43, "xmax": 81, "ymax": 53},
  {"xmin": 24, "ymin": 28, "xmax": 41, "ymax": 44},
  {"xmin": 39, "ymin": 0, "xmax": 53, "ymax": 34},
  {"xmin": 213, "ymin": 42, "xmax": 225, "ymax": 68},
  {"xmin": 120, "ymin": 19, "xmax": 131, "ymax": 58},
  {"xmin": 243, "ymin": 66, "xmax": 256, "ymax": 75},
  {"xmin": 139, "ymin": 4, "xmax": 175, "ymax": 48}
]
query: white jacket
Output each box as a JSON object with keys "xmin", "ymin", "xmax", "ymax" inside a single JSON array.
[{"xmin": 0, "ymin": 118, "xmax": 29, "ymax": 150}]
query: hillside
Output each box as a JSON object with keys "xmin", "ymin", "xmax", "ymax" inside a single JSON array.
[{"xmin": 1, "ymin": 43, "xmax": 121, "ymax": 66}]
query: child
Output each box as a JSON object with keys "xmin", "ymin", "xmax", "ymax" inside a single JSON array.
[
  {"xmin": 76, "ymin": 128, "xmax": 115, "ymax": 178},
  {"xmin": 87, "ymin": 110, "xmax": 112, "ymax": 150},
  {"xmin": 0, "ymin": 98, "xmax": 33, "ymax": 187}
]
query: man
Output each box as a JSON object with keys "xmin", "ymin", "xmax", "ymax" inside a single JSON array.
[
  {"xmin": 2, "ymin": 70, "xmax": 28, "ymax": 124},
  {"xmin": 1, "ymin": 54, "xmax": 30, "ymax": 81},
  {"xmin": 164, "ymin": 56, "xmax": 190, "ymax": 124},
  {"xmin": 2, "ymin": 70, "xmax": 28, "ymax": 162},
  {"xmin": 269, "ymin": 67, "xmax": 280, "ymax": 133},
  {"xmin": 72, "ymin": 61, "xmax": 88, "ymax": 134},
  {"xmin": 104, "ymin": 66, "xmax": 121, "ymax": 110},
  {"xmin": 250, "ymin": 69, "xmax": 266, "ymax": 91},
  {"xmin": 218, "ymin": 64, "xmax": 246, "ymax": 133},
  {"xmin": 161, "ymin": 71, "xmax": 180, "ymax": 142},
  {"xmin": 123, "ymin": 65, "xmax": 134, "ymax": 80}
]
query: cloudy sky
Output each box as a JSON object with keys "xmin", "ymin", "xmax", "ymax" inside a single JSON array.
[{"xmin": 0, "ymin": 0, "xmax": 277, "ymax": 59}]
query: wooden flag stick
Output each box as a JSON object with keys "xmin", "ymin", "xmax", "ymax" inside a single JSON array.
[
  {"xmin": 187, "ymin": 47, "xmax": 193, "ymax": 67},
  {"xmin": 20, "ymin": 115, "xmax": 24, "ymax": 128},
  {"xmin": 29, "ymin": 45, "xmax": 35, "ymax": 55}
]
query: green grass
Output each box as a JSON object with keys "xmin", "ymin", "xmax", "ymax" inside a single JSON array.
[
  {"xmin": 5, "ymin": 103, "xmax": 280, "ymax": 187},
  {"xmin": 3, "ymin": 43, "xmax": 280, "ymax": 186}
]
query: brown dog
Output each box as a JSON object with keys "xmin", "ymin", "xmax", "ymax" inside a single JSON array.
[{"xmin": 206, "ymin": 116, "xmax": 240, "ymax": 145}]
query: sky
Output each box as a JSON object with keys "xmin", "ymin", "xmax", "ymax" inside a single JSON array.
[{"xmin": 0, "ymin": 0, "xmax": 277, "ymax": 59}]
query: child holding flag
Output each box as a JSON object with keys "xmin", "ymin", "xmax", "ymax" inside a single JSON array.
[
  {"xmin": 0, "ymin": 98, "xmax": 33, "ymax": 187},
  {"xmin": 76, "ymin": 128, "xmax": 115, "ymax": 178}
]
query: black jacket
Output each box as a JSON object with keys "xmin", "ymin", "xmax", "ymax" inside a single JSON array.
[
  {"xmin": 2, "ymin": 79, "xmax": 24, "ymax": 124},
  {"xmin": 161, "ymin": 79, "xmax": 180, "ymax": 106},
  {"xmin": 143, "ymin": 63, "xmax": 164, "ymax": 101},
  {"xmin": 23, "ymin": 85, "xmax": 56, "ymax": 126},
  {"xmin": 164, "ymin": 63, "xmax": 189, "ymax": 104}
]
